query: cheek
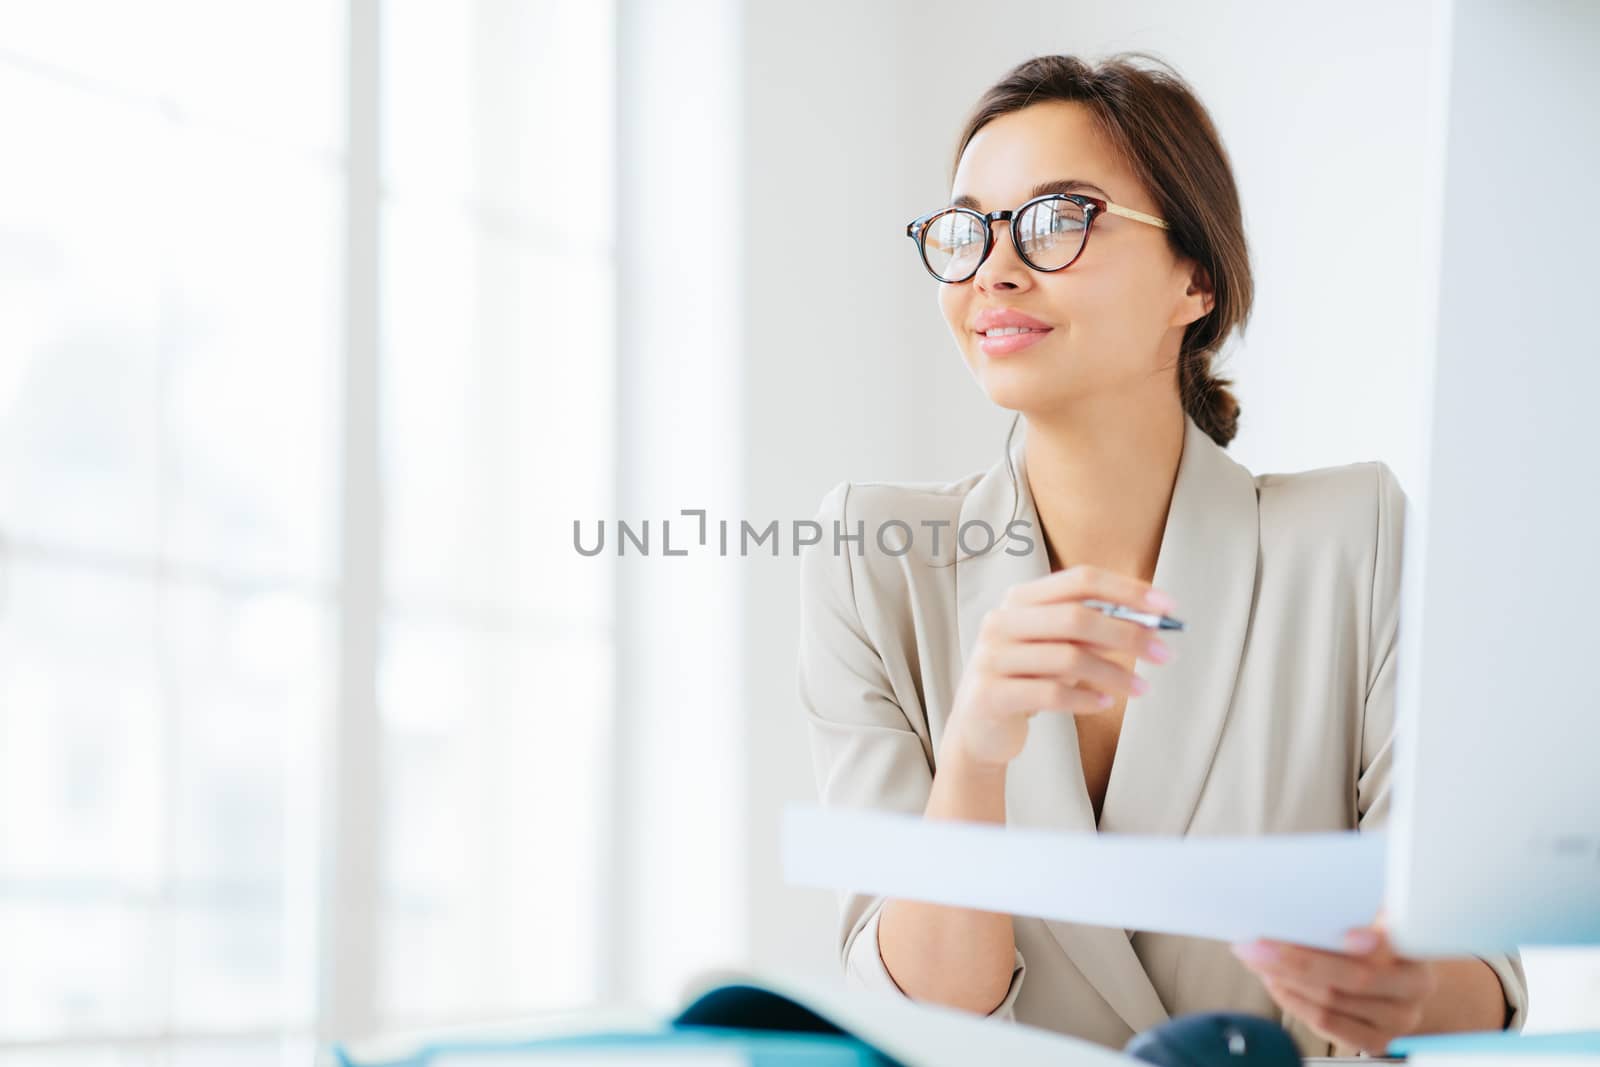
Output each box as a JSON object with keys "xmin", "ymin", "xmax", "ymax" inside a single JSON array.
[
  {"xmin": 938, "ymin": 286, "xmax": 971, "ymax": 345},
  {"xmin": 1051, "ymin": 262, "xmax": 1166, "ymax": 344}
]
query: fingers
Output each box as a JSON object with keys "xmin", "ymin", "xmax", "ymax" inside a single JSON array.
[
  {"xmin": 1260, "ymin": 977, "xmax": 1399, "ymax": 1056},
  {"xmin": 964, "ymin": 570, "xmax": 1177, "ymax": 716},
  {"xmin": 1232, "ymin": 939, "xmax": 1433, "ymax": 1001},
  {"xmin": 1260, "ymin": 968, "xmax": 1427, "ymax": 1031},
  {"xmin": 946, "ymin": 671, "xmax": 1105, "ymax": 766},
  {"xmin": 984, "ymin": 600, "xmax": 1168, "ymax": 659},
  {"xmin": 1343, "ymin": 925, "xmax": 1385, "ymax": 955},
  {"xmin": 1005, "ymin": 562, "xmax": 1177, "ymax": 614},
  {"xmin": 1232, "ymin": 936, "xmax": 1436, "ymax": 1054},
  {"xmin": 992, "ymin": 677, "xmax": 1109, "ymax": 715},
  {"xmin": 946, "ymin": 565, "xmax": 1179, "ymax": 766},
  {"xmin": 984, "ymin": 641, "xmax": 1147, "ymax": 702}
]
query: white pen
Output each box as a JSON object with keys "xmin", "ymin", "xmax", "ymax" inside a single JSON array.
[{"xmin": 1081, "ymin": 598, "xmax": 1186, "ymax": 631}]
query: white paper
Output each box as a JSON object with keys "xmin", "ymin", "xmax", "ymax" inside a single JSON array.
[{"xmin": 782, "ymin": 805, "xmax": 1386, "ymax": 950}]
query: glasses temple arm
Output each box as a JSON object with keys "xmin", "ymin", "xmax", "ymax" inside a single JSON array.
[{"xmin": 1102, "ymin": 202, "xmax": 1170, "ymax": 230}]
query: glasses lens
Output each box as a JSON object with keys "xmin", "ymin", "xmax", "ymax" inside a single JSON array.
[
  {"xmin": 920, "ymin": 209, "xmax": 985, "ymax": 281},
  {"xmin": 1016, "ymin": 197, "xmax": 1088, "ymax": 270}
]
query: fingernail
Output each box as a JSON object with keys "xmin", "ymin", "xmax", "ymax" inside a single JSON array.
[
  {"xmin": 1098, "ymin": 692, "xmax": 1113, "ymax": 708},
  {"xmin": 1145, "ymin": 589, "xmax": 1176, "ymax": 612},
  {"xmin": 1344, "ymin": 929, "xmax": 1379, "ymax": 953},
  {"xmin": 1145, "ymin": 639, "xmax": 1171, "ymax": 663},
  {"xmin": 1231, "ymin": 941, "xmax": 1278, "ymax": 965},
  {"xmin": 1130, "ymin": 675, "xmax": 1149, "ymax": 696}
]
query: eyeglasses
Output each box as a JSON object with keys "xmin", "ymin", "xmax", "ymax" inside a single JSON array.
[{"xmin": 905, "ymin": 192, "xmax": 1169, "ymax": 284}]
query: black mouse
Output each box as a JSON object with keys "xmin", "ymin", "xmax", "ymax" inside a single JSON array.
[{"xmin": 1125, "ymin": 1012, "xmax": 1303, "ymax": 1067}]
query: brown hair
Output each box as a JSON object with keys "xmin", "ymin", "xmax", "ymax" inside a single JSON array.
[{"xmin": 953, "ymin": 52, "xmax": 1252, "ymax": 447}]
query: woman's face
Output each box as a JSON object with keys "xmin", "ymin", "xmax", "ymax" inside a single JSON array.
[{"xmin": 938, "ymin": 100, "xmax": 1211, "ymax": 419}]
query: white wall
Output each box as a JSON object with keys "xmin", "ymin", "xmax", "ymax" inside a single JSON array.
[
  {"xmin": 737, "ymin": 0, "xmax": 935, "ymax": 987},
  {"xmin": 731, "ymin": 0, "xmax": 1597, "ymax": 1028}
]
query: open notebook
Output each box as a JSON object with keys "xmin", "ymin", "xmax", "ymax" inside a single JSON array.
[{"xmin": 332, "ymin": 967, "xmax": 1140, "ymax": 1067}]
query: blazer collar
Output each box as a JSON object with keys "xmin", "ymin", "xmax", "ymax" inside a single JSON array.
[{"xmin": 953, "ymin": 411, "xmax": 1261, "ymax": 1035}]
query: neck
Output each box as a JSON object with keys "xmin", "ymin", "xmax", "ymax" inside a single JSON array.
[{"xmin": 1021, "ymin": 395, "xmax": 1187, "ymax": 578}]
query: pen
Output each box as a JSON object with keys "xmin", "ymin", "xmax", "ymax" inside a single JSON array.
[{"xmin": 1081, "ymin": 598, "xmax": 1186, "ymax": 631}]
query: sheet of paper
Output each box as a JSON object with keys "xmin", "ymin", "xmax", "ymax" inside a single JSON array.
[{"xmin": 782, "ymin": 805, "xmax": 1386, "ymax": 950}]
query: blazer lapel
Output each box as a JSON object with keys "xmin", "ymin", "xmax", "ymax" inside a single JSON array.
[
  {"xmin": 1096, "ymin": 412, "xmax": 1259, "ymax": 838},
  {"xmin": 952, "ymin": 412, "xmax": 1260, "ymax": 1037}
]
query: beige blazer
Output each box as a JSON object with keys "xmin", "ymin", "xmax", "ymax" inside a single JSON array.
[{"xmin": 795, "ymin": 411, "xmax": 1527, "ymax": 1057}]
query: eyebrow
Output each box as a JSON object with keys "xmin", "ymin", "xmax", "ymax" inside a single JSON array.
[{"xmin": 950, "ymin": 179, "xmax": 1110, "ymax": 211}]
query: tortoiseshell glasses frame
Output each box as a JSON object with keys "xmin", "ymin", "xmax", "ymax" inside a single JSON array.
[{"xmin": 905, "ymin": 192, "xmax": 1170, "ymax": 283}]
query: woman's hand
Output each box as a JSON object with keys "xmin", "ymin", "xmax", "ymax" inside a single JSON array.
[
  {"xmin": 945, "ymin": 563, "xmax": 1177, "ymax": 769},
  {"xmin": 1231, "ymin": 920, "xmax": 1438, "ymax": 1055}
]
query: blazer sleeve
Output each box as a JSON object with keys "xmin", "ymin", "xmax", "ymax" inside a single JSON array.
[
  {"xmin": 796, "ymin": 481, "xmax": 1026, "ymax": 1019},
  {"xmin": 1358, "ymin": 462, "xmax": 1529, "ymax": 1032}
]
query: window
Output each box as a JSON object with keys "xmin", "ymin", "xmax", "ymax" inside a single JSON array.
[
  {"xmin": 375, "ymin": 0, "xmax": 615, "ymax": 1031},
  {"xmin": 0, "ymin": 1, "xmax": 616, "ymax": 1061}
]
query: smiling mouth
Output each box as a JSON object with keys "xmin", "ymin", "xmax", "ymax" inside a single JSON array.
[
  {"xmin": 978, "ymin": 327, "xmax": 1051, "ymax": 337},
  {"xmin": 974, "ymin": 325, "xmax": 1054, "ymax": 357}
]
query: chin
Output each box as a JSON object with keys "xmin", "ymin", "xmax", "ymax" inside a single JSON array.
[
  {"xmin": 976, "ymin": 373, "xmax": 1053, "ymax": 415},
  {"xmin": 971, "ymin": 354, "xmax": 1055, "ymax": 404}
]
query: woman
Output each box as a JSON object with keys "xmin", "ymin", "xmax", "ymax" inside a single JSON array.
[{"xmin": 795, "ymin": 53, "xmax": 1527, "ymax": 1057}]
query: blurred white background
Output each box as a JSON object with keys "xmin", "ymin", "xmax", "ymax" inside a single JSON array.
[
  {"xmin": 0, "ymin": 2, "xmax": 614, "ymax": 1062},
  {"xmin": 0, "ymin": 1, "xmax": 1594, "ymax": 1064}
]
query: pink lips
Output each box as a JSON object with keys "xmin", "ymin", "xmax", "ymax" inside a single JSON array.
[
  {"xmin": 972, "ymin": 307, "xmax": 1054, "ymax": 357},
  {"xmin": 977, "ymin": 326, "xmax": 1053, "ymax": 356}
]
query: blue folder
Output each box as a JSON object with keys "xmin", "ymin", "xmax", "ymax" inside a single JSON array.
[
  {"xmin": 1388, "ymin": 1030, "xmax": 1600, "ymax": 1056},
  {"xmin": 331, "ymin": 981, "xmax": 903, "ymax": 1067}
]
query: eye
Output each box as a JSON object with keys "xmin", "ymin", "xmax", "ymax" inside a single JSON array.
[
  {"xmin": 1041, "ymin": 204, "xmax": 1087, "ymax": 232},
  {"xmin": 1018, "ymin": 200, "xmax": 1087, "ymax": 243},
  {"xmin": 926, "ymin": 213, "xmax": 983, "ymax": 251}
]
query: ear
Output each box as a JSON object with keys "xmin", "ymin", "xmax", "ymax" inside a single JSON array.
[{"xmin": 1175, "ymin": 261, "xmax": 1215, "ymax": 327}]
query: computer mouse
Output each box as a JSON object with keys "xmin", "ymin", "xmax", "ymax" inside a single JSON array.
[{"xmin": 1125, "ymin": 1012, "xmax": 1302, "ymax": 1067}]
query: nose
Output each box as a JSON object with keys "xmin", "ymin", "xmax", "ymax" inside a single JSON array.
[{"xmin": 973, "ymin": 217, "xmax": 1033, "ymax": 293}]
